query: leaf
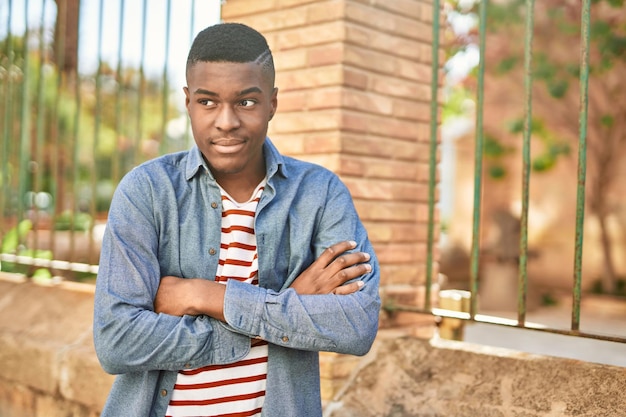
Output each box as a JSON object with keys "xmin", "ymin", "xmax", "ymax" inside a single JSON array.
[
  {"xmin": 1, "ymin": 220, "xmax": 33, "ymax": 253},
  {"xmin": 600, "ymin": 115, "xmax": 615, "ymax": 128},
  {"xmin": 548, "ymin": 79, "xmax": 569, "ymax": 98},
  {"xmin": 32, "ymin": 268, "xmax": 52, "ymax": 282},
  {"xmin": 488, "ymin": 164, "xmax": 506, "ymax": 179}
]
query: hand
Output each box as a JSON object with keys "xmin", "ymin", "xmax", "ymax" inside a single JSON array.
[
  {"xmin": 289, "ymin": 241, "xmax": 371, "ymax": 296},
  {"xmin": 154, "ymin": 276, "xmax": 226, "ymax": 321}
]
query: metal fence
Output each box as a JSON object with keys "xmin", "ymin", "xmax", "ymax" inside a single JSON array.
[
  {"xmin": 0, "ymin": 0, "xmax": 218, "ymax": 279},
  {"xmin": 410, "ymin": 0, "xmax": 626, "ymax": 345}
]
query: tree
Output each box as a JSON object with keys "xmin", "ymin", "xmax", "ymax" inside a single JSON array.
[
  {"xmin": 485, "ymin": 0, "xmax": 626, "ymax": 294},
  {"xmin": 442, "ymin": 0, "xmax": 626, "ymax": 294},
  {"xmin": 53, "ymin": 0, "xmax": 80, "ymax": 74}
]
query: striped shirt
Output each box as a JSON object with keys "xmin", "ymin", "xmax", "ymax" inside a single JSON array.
[{"xmin": 166, "ymin": 180, "xmax": 268, "ymax": 417}]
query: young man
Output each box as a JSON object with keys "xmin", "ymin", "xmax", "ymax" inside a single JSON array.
[{"xmin": 93, "ymin": 23, "xmax": 380, "ymax": 417}]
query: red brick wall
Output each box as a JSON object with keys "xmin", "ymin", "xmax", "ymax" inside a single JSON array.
[{"xmin": 222, "ymin": 0, "xmax": 442, "ymax": 400}]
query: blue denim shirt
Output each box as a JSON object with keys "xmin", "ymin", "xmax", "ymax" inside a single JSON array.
[{"xmin": 93, "ymin": 139, "xmax": 381, "ymax": 417}]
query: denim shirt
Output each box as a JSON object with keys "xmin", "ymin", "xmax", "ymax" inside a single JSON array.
[{"xmin": 93, "ymin": 138, "xmax": 381, "ymax": 417}]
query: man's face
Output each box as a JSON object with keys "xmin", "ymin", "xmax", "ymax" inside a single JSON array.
[{"xmin": 184, "ymin": 61, "xmax": 277, "ymax": 182}]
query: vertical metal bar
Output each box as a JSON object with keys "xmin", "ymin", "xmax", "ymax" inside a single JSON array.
[
  {"xmin": 572, "ymin": 0, "xmax": 591, "ymax": 332},
  {"xmin": 159, "ymin": 0, "xmax": 172, "ymax": 155},
  {"xmin": 134, "ymin": 0, "xmax": 149, "ymax": 166},
  {"xmin": 184, "ymin": 0, "xmax": 196, "ymax": 148},
  {"xmin": 49, "ymin": 0, "xmax": 67, "ymax": 259},
  {"xmin": 112, "ymin": 0, "xmax": 125, "ymax": 184},
  {"xmin": 32, "ymin": 0, "xmax": 49, "ymax": 256},
  {"xmin": 425, "ymin": 0, "xmax": 441, "ymax": 312},
  {"xmin": 1, "ymin": 0, "xmax": 15, "ymax": 238},
  {"xmin": 469, "ymin": 0, "xmax": 488, "ymax": 318},
  {"xmin": 17, "ymin": 0, "xmax": 31, "ymax": 239},
  {"xmin": 518, "ymin": 0, "xmax": 535, "ymax": 326},
  {"xmin": 88, "ymin": 0, "xmax": 106, "ymax": 264},
  {"xmin": 69, "ymin": 19, "xmax": 82, "ymax": 263}
]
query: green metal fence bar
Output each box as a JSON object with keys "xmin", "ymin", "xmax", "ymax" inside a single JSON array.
[
  {"xmin": 49, "ymin": 0, "xmax": 66, "ymax": 259},
  {"xmin": 1, "ymin": 0, "xmax": 14, "ymax": 238},
  {"xmin": 572, "ymin": 0, "xmax": 591, "ymax": 332},
  {"xmin": 31, "ymin": 0, "xmax": 46, "ymax": 256},
  {"xmin": 184, "ymin": 0, "xmax": 196, "ymax": 147},
  {"xmin": 69, "ymin": 28, "xmax": 82, "ymax": 263},
  {"xmin": 425, "ymin": 0, "xmax": 442, "ymax": 312},
  {"xmin": 518, "ymin": 0, "xmax": 536, "ymax": 326},
  {"xmin": 89, "ymin": 0, "xmax": 106, "ymax": 264},
  {"xmin": 159, "ymin": 0, "xmax": 173, "ymax": 155},
  {"xmin": 134, "ymin": 0, "xmax": 149, "ymax": 167},
  {"xmin": 469, "ymin": 0, "xmax": 488, "ymax": 318},
  {"xmin": 17, "ymin": 0, "xmax": 31, "ymax": 239},
  {"xmin": 112, "ymin": 0, "xmax": 125, "ymax": 185}
]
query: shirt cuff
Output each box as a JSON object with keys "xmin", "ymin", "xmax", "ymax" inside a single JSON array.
[{"xmin": 223, "ymin": 279, "xmax": 265, "ymax": 337}]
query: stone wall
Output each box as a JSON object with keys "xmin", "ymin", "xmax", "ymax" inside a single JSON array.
[
  {"xmin": 0, "ymin": 273, "xmax": 113, "ymax": 417},
  {"xmin": 2, "ymin": 275, "xmax": 625, "ymax": 417},
  {"xmin": 325, "ymin": 333, "xmax": 626, "ymax": 417}
]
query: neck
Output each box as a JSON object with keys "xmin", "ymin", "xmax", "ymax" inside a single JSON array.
[{"xmin": 214, "ymin": 167, "xmax": 266, "ymax": 204}]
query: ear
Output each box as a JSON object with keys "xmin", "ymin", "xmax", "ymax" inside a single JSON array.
[
  {"xmin": 183, "ymin": 86, "xmax": 191, "ymax": 111},
  {"xmin": 269, "ymin": 87, "xmax": 278, "ymax": 121}
]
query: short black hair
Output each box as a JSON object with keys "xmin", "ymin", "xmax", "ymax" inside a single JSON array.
[{"xmin": 186, "ymin": 23, "xmax": 275, "ymax": 87}]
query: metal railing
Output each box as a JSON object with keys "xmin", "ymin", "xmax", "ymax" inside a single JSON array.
[
  {"xmin": 0, "ymin": 0, "xmax": 218, "ymax": 279},
  {"xmin": 411, "ymin": 0, "xmax": 626, "ymax": 345},
  {"xmin": 1, "ymin": 0, "xmax": 624, "ymax": 346}
]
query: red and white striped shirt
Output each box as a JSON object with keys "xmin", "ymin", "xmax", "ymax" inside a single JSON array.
[{"xmin": 166, "ymin": 181, "xmax": 267, "ymax": 417}]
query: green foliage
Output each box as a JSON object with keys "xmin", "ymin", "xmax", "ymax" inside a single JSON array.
[
  {"xmin": 485, "ymin": 0, "xmax": 525, "ymax": 31},
  {"xmin": 507, "ymin": 117, "xmax": 570, "ymax": 173},
  {"xmin": 496, "ymin": 56, "xmax": 519, "ymax": 74},
  {"xmin": 600, "ymin": 115, "xmax": 614, "ymax": 128},
  {"xmin": 1, "ymin": 220, "xmax": 32, "ymax": 253},
  {"xmin": 484, "ymin": 135, "xmax": 509, "ymax": 158},
  {"xmin": 442, "ymin": 85, "xmax": 475, "ymax": 121},
  {"xmin": 54, "ymin": 211, "xmax": 93, "ymax": 231},
  {"xmin": 591, "ymin": 20, "xmax": 626, "ymax": 70},
  {"xmin": 483, "ymin": 135, "xmax": 514, "ymax": 179},
  {"xmin": 540, "ymin": 292, "xmax": 558, "ymax": 306},
  {"xmin": 488, "ymin": 164, "xmax": 506, "ymax": 179},
  {"xmin": 532, "ymin": 53, "xmax": 571, "ymax": 99},
  {"xmin": 0, "ymin": 220, "xmax": 52, "ymax": 279}
]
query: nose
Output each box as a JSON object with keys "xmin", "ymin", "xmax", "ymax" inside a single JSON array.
[{"xmin": 215, "ymin": 105, "xmax": 240, "ymax": 131}]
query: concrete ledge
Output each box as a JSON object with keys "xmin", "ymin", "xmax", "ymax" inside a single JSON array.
[
  {"xmin": 0, "ymin": 274, "xmax": 114, "ymax": 417},
  {"xmin": 325, "ymin": 334, "xmax": 626, "ymax": 417}
]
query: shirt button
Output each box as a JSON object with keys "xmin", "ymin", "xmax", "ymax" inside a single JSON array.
[
  {"xmin": 281, "ymin": 336, "xmax": 289, "ymax": 343},
  {"xmin": 211, "ymin": 202, "xmax": 218, "ymax": 209},
  {"xmin": 160, "ymin": 389, "xmax": 167, "ymax": 397},
  {"xmin": 209, "ymin": 248, "xmax": 216, "ymax": 255},
  {"xmin": 184, "ymin": 363, "xmax": 192, "ymax": 369}
]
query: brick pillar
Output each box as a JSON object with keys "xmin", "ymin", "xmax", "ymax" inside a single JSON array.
[{"xmin": 221, "ymin": 0, "xmax": 442, "ymax": 401}]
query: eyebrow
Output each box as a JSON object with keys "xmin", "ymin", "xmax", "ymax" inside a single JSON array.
[{"xmin": 193, "ymin": 86, "xmax": 263, "ymax": 97}]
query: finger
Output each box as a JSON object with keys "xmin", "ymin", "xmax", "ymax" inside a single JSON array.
[
  {"xmin": 316, "ymin": 241, "xmax": 358, "ymax": 268},
  {"xmin": 333, "ymin": 280, "xmax": 364, "ymax": 295},
  {"xmin": 331, "ymin": 263, "xmax": 372, "ymax": 287},
  {"xmin": 328, "ymin": 251, "xmax": 370, "ymax": 275}
]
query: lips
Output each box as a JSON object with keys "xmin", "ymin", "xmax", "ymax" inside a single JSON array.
[{"xmin": 211, "ymin": 138, "xmax": 246, "ymax": 154}]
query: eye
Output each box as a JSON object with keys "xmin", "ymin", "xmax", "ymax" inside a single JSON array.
[
  {"xmin": 198, "ymin": 98, "xmax": 216, "ymax": 107},
  {"xmin": 240, "ymin": 99, "xmax": 256, "ymax": 107}
]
